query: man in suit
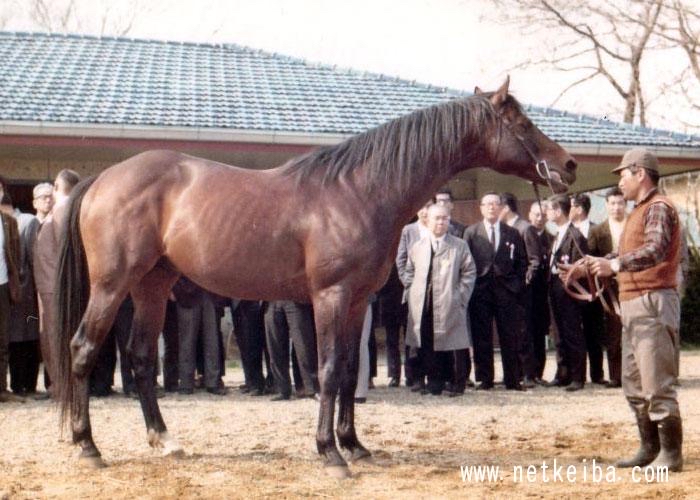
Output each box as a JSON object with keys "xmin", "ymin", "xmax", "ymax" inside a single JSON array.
[
  {"xmin": 528, "ymin": 201, "xmax": 553, "ymax": 382},
  {"xmin": 587, "ymin": 187, "xmax": 627, "ymax": 388},
  {"xmin": 463, "ymin": 192, "xmax": 527, "ymax": 391},
  {"xmin": 546, "ymin": 194, "xmax": 588, "ymax": 391},
  {"xmin": 4, "ymin": 194, "xmax": 41, "ymax": 397},
  {"xmin": 571, "ymin": 193, "xmax": 606, "ymax": 385},
  {"xmin": 500, "ymin": 192, "xmax": 541, "ymax": 388},
  {"xmin": 404, "ymin": 204, "xmax": 476, "ymax": 396},
  {"xmin": 396, "ymin": 200, "xmax": 432, "ymax": 388}
]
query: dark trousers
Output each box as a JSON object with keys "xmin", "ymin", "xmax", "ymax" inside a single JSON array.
[
  {"xmin": 264, "ymin": 301, "xmax": 318, "ymax": 398},
  {"xmin": 604, "ymin": 308, "xmax": 622, "ymax": 384},
  {"xmin": 549, "ymin": 278, "xmax": 586, "ymax": 384},
  {"xmin": 448, "ymin": 348, "xmax": 469, "ymax": 392},
  {"xmin": 517, "ymin": 286, "xmax": 537, "ymax": 380},
  {"xmin": 162, "ymin": 300, "xmax": 179, "ymax": 391},
  {"xmin": 529, "ymin": 279, "xmax": 550, "ymax": 379},
  {"xmin": 0, "ymin": 284, "xmax": 10, "ymax": 392},
  {"xmin": 233, "ymin": 300, "xmax": 266, "ymax": 392},
  {"xmin": 90, "ymin": 329, "xmax": 116, "ymax": 396},
  {"xmin": 382, "ymin": 296, "xmax": 404, "ymax": 380},
  {"xmin": 177, "ymin": 295, "xmax": 221, "ymax": 390},
  {"xmin": 581, "ymin": 300, "xmax": 605, "ymax": 382},
  {"xmin": 417, "ymin": 309, "xmax": 449, "ymax": 393},
  {"xmin": 90, "ymin": 298, "xmax": 135, "ymax": 395},
  {"xmin": 469, "ymin": 283, "xmax": 522, "ymax": 387},
  {"xmin": 8, "ymin": 340, "xmax": 40, "ymax": 394}
]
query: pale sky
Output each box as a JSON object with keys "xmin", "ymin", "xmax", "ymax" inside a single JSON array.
[{"xmin": 2, "ymin": 0, "xmax": 696, "ymax": 134}]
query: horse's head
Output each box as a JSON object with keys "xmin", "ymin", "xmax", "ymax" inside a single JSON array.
[{"xmin": 475, "ymin": 77, "xmax": 577, "ymax": 193}]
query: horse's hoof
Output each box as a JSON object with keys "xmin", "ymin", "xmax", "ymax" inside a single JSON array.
[
  {"xmin": 162, "ymin": 444, "xmax": 185, "ymax": 458},
  {"xmin": 149, "ymin": 430, "xmax": 183, "ymax": 457},
  {"xmin": 325, "ymin": 465, "xmax": 351, "ymax": 479},
  {"xmin": 78, "ymin": 455, "xmax": 106, "ymax": 469}
]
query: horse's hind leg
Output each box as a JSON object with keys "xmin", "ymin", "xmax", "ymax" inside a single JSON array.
[
  {"xmin": 336, "ymin": 302, "xmax": 372, "ymax": 463},
  {"xmin": 128, "ymin": 266, "xmax": 182, "ymax": 456},
  {"xmin": 70, "ymin": 290, "xmax": 126, "ymax": 467}
]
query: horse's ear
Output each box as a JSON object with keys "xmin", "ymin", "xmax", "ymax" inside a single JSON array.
[
  {"xmin": 474, "ymin": 86, "xmax": 483, "ymax": 95},
  {"xmin": 490, "ymin": 75, "xmax": 510, "ymax": 107}
]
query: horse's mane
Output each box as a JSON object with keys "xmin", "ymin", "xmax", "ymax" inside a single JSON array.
[{"xmin": 281, "ymin": 94, "xmax": 514, "ymax": 192}]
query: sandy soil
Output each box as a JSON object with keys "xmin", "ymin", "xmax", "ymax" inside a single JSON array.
[{"xmin": 0, "ymin": 351, "xmax": 698, "ymax": 499}]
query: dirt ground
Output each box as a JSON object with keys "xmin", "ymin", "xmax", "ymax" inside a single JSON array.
[{"xmin": 0, "ymin": 351, "xmax": 698, "ymax": 499}]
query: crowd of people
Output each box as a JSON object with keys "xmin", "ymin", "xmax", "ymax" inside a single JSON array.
[
  {"xmin": 0, "ymin": 148, "xmax": 686, "ymax": 470},
  {"xmin": 383, "ymin": 186, "xmax": 624, "ymax": 397}
]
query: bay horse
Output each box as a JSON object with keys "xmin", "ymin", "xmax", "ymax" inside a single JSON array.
[{"xmin": 53, "ymin": 77, "xmax": 576, "ymax": 478}]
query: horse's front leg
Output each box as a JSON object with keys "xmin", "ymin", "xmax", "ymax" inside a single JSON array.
[
  {"xmin": 336, "ymin": 303, "xmax": 372, "ymax": 463},
  {"xmin": 312, "ymin": 286, "xmax": 352, "ymax": 478}
]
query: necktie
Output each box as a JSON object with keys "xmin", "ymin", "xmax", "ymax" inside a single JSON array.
[
  {"xmin": 433, "ymin": 240, "xmax": 440, "ymax": 253},
  {"xmin": 490, "ymin": 225, "xmax": 496, "ymax": 251}
]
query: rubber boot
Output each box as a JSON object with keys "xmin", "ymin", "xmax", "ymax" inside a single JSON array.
[
  {"xmin": 648, "ymin": 416, "xmax": 683, "ymax": 472},
  {"xmin": 615, "ymin": 412, "xmax": 660, "ymax": 468}
]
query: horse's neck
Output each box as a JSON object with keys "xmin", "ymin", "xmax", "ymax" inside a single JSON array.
[{"xmin": 372, "ymin": 142, "xmax": 485, "ymax": 228}]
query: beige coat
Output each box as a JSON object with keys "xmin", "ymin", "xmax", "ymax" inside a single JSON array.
[{"xmin": 405, "ymin": 234, "xmax": 476, "ymax": 351}]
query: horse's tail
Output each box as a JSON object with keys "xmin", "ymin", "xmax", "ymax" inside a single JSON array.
[{"xmin": 53, "ymin": 176, "xmax": 97, "ymax": 427}]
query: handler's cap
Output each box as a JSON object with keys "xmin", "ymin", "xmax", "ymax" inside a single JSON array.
[
  {"xmin": 33, "ymin": 182, "xmax": 53, "ymax": 199},
  {"xmin": 611, "ymin": 148, "xmax": 659, "ymax": 174}
]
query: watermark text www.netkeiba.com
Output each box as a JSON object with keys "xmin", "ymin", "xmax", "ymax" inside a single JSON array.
[{"xmin": 460, "ymin": 459, "xmax": 669, "ymax": 484}]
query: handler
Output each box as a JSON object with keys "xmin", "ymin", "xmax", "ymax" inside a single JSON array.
[{"xmin": 589, "ymin": 148, "xmax": 683, "ymax": 472}]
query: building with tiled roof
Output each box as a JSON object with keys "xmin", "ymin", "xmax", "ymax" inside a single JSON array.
[{"xmin": 1, "ymin": 31, "xmax": 698, "ymax": 213}]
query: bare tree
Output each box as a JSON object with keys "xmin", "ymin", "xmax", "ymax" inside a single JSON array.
[
  {"xmin": 655, "ymin": 0, "xmax": 700, "ymax": 128},
  {"xmin": 491, "ymin": 0, "xmax": 666, "ymax": 126},
  {"xmin": 2, "ymin": 0, "xmax": 142, "ymax": 37}
]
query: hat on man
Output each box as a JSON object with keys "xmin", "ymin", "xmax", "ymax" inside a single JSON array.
[
  {"xmin": 33, "ymin": 182, "xmax": 53, "ymax": 199},
  {"xmin": 611, "ymin": 148, "xmax": 659, "ymax": 174}
]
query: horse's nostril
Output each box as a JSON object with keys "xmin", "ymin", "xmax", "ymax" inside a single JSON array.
[{"xmin": 566, "ymin": 159, "xmax": 577, "ymax": 171}]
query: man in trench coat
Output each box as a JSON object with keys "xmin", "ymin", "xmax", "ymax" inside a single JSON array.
[{"xmin": 403, "ymin": 204, "xmax": 476, "ymax": 396}]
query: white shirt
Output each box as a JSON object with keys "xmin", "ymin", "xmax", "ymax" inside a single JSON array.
[
  {"xmin": 550, "ymin": 221, "xmax": 571, "ymax": 272},
  {"xmin": 483, "ymin": 220, "xmax": 500, "ymax": 250},
  {"xmin": 609, "ymin": 218, "xmax": 626, "ymax": 253},
  {"xmin": 573, "ymin": 218, "xmax": 591, "ymax": 238}
]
